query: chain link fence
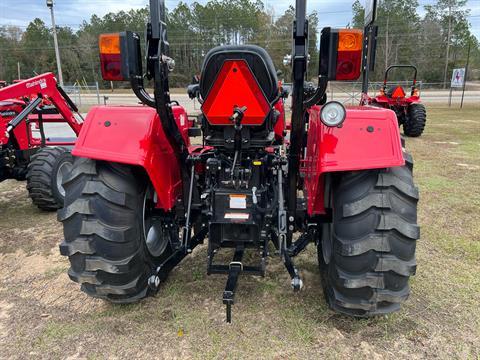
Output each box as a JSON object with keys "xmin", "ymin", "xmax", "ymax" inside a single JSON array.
[
  {"xmin": 63, "ymin": 80, "xmax": 479, "ymax": 113},
  {"xmin": 329, "ymin": 81, "xmax": 479, "ymax": 106},
  {"xmin": 63, "ymin": 82, "xmax": 103, "ymax": 110}
]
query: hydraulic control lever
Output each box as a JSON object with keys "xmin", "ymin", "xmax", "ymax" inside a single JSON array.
[
  {"xmin": 229, "ymin": 106, "xmax": 248, "ymax": 183},
  {"xmin": 229, "ymin": 106, "xmax": 247, "ymax": 128},
  {"xmin": 230, "ymin": 106, "xmax": 247, "ymax": 147}
]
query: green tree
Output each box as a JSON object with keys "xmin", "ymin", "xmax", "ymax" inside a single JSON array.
[
  {"xmin": 0, "ymin": 26, "xmax": 23, "ymax": 81},
  {"xmin": 425, "ymin": 0, "xmax": 471, "ymax": 87},
  {"xmin": 352, "ymin": 0, "xmax": 420, "ymax": 81},
  {"xmin": 20, "ymin": 19, "xmax": 53, "ymax": 77},
  {"xmin": 351, "ymin": 0, "xmax": 478, "ymax": 84}
]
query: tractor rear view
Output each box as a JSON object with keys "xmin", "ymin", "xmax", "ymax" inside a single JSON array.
[
  {"xmin": 370, "ymin": 65, "xmax": 427, "ymax": 137},
  {"xmin": 0, "ymin": 74, "xmax": 83, "ymax": 210},
  {"xmin": 59, "ymin": 0, "xmax": 419, "ymax": 321}
]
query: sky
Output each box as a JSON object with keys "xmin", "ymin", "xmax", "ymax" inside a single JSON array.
[{"xmin": 0, "ymin": 0, "xmax": 479, "ymax": 39}]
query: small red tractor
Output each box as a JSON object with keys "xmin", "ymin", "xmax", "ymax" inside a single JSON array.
[
  {"xmin": 59, "ymin": 0, "xmax": 419, "ymax": 321},
  {"xmin": 369, "ymin": 65, "xmax": 427, "ymax": 137},
  {"xmin": 0, "ymin": 73, "xmax": 83, "ymax": 210}
]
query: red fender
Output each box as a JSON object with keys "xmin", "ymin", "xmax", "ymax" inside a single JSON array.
[
  {"xmin": 370, "ymin": 95, "xmax": 390, "ymax": 105},
  {"xmin": 72, "ymin": 105, "xmax": 190, "ymax": 211},
  {"xmin": 405, "ymin": 95, "xmax": 421, "ymax": 104},
  {"xmin": 303, "ymin": 105, "xmax": 404, "ymax": 216},
  {"xmin": 371, "ymin": 94, "xmax": 422, "ymax": 106}
]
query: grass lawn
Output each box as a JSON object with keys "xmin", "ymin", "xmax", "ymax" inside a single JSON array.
[{"xmin": 0, "ymin": 105, "xmax": 478, "ymax": 359}]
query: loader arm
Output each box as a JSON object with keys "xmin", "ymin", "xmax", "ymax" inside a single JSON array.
[
  {"xmin": 287, "ymin": 0, "xmax": 309, "ymax": 240},
  {"xmin": 0, "ymin": 73, "xmax": 82, "ymax": 135}
]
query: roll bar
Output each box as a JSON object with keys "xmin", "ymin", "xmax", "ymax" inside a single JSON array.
[{"xmin": 384, "ymin": 65, "xmax": 418, "ymax": 87}]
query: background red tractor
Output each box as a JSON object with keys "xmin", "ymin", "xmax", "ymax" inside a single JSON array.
[
  {"xmin": 370, "ymin": 65, "xmax": 427, "ymax": 137},
  {"xmin": 0, "ymin": 73, "xmax": 83, "ymax": 210},
  {"xmin": 58, "ymin": 0, "xmax": 419, "ymax": 322}
]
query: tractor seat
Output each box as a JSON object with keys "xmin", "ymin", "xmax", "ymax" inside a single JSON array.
[{"xmin": 200, "ymin": 45, "xmax": 279, "ymax": 103}]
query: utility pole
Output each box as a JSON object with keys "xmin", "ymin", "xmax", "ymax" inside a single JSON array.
[
  {"xmin": 460, "ymin": 41, "xmax": 471, "ymax": 109},
  {"xmin": 46, "ymin": 0, "xmax": 64, "ymax": 87},
  {"xmin": 17, "ymin": 62, "xmax": 21, "ymax": 80},
  {"xmin": 385, "ymin": 15, "xmax": 389, "ymax": 71},
  {"xmin": 442, "ymin": 2, "xmax": 452, "ymax": 89},
  {"xmin": 448, "ymin": 50, "xmax": 457, "ymax": 107}
]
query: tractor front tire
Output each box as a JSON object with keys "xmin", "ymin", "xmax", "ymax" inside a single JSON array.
[
  {"xmin": 318, "ymin": 152, "xmax": 419, "ymax": 316},
  {"xmin": 26, "ymin": 147, "xmax": 73, "ymax": 211},
  {"xmin": 404, "ymin": 103, "xmax": 426, "ymax": 137},
  {"xmin": 58, "ymin": 158, "xmax": 174, "ymax": 303}
]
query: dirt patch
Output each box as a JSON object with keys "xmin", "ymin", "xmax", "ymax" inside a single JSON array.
[
  {"xmin": 0, "ymin": 247, "xmax": 107, "ymax": 316},
  {"xmin": 0, "ymin": 181, "xmax": 62, "ymax": 255},
  {"xmin": 456, "ymin": 163, "xmax": 480, "ymax": 170},
  {"xmin": 0, "ymin": 248, "xmax": 60, "ymax": 282},
  {"xmin": 0, "ymin": 300, "xmax": 13, "ymax": 339}
]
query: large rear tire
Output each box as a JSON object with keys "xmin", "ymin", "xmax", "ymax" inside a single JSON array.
[
  {"xmin": 403, "ymin": 103, "xmax": 426, "ymax": 137},
  {"xmin": 58, "ymin": 158, "xmax": 176, "ymax": 303},
  {"xmin": 26, "ymin": 147, "xmax": 73, "ymax": 211},
  {"xmin": 318, "ymin": 152, "xmax": 419, "ymax": 316}
]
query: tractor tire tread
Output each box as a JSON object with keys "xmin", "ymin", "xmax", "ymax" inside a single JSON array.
[
  {"xmin": 404, "ymin": 103, "xmax": 426, "ymax": 137},
  {"xmin": 26, "ymin": 147, "xmax": 72, "ymax": 211},
  {"xmin": 59, "ymin": 158, "xmax": 155, "ymax": 303},
  {"xmin": 320, "ymin": 151, "xmax": 419, "ymax": 317}
]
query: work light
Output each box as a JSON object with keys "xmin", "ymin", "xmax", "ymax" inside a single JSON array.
[{"xmin": 320, "ymin": 101, "xmax": 346, "ymax": 127}]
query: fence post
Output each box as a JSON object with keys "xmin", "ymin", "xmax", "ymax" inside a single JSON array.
[
  {"xmin": 95, "ymin": 82, "xmax": 100, "ymax": 105},
  {"xmin": 77, "ymin": 86, "xmax": 82, "ymax": 108}
]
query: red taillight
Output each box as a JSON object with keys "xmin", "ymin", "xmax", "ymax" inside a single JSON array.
[
  {"xmin": 320, "ymin": 28, "xmax": 363, "ymax": 81},
  {"xmin": 335, "ymin": 29, "xmax": 362, "ymax": 81},
  {"xmin": 336, "ymin": 50, "xmax": 362, "ymax": 80},
  {"xmin": 99, "ymin": 33, "xmax": 126, "ymax": 81},
  {"xmin": 201, "ymin": 60, "xmax": 270, "ymax": 126},
  {"xmin": 100, "ymin": 53, "xmax": 123, "ymax": 81}
]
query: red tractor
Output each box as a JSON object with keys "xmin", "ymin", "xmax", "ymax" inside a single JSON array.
[
  {"xmin": 370, "ymin": 65, "xmax": 427, "ymax": 137},
  {"xmin": 58, "ymin": 0, "xmax": 419, "ymax": 321},
  {"xmin": 0, "ymin": 73, "xmax": 83, "ymax": 210}
]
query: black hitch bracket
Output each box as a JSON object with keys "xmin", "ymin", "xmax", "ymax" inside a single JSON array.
[{"xmin": 208, "ymin": 244, "xmax": 266, "ymax": 323}]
